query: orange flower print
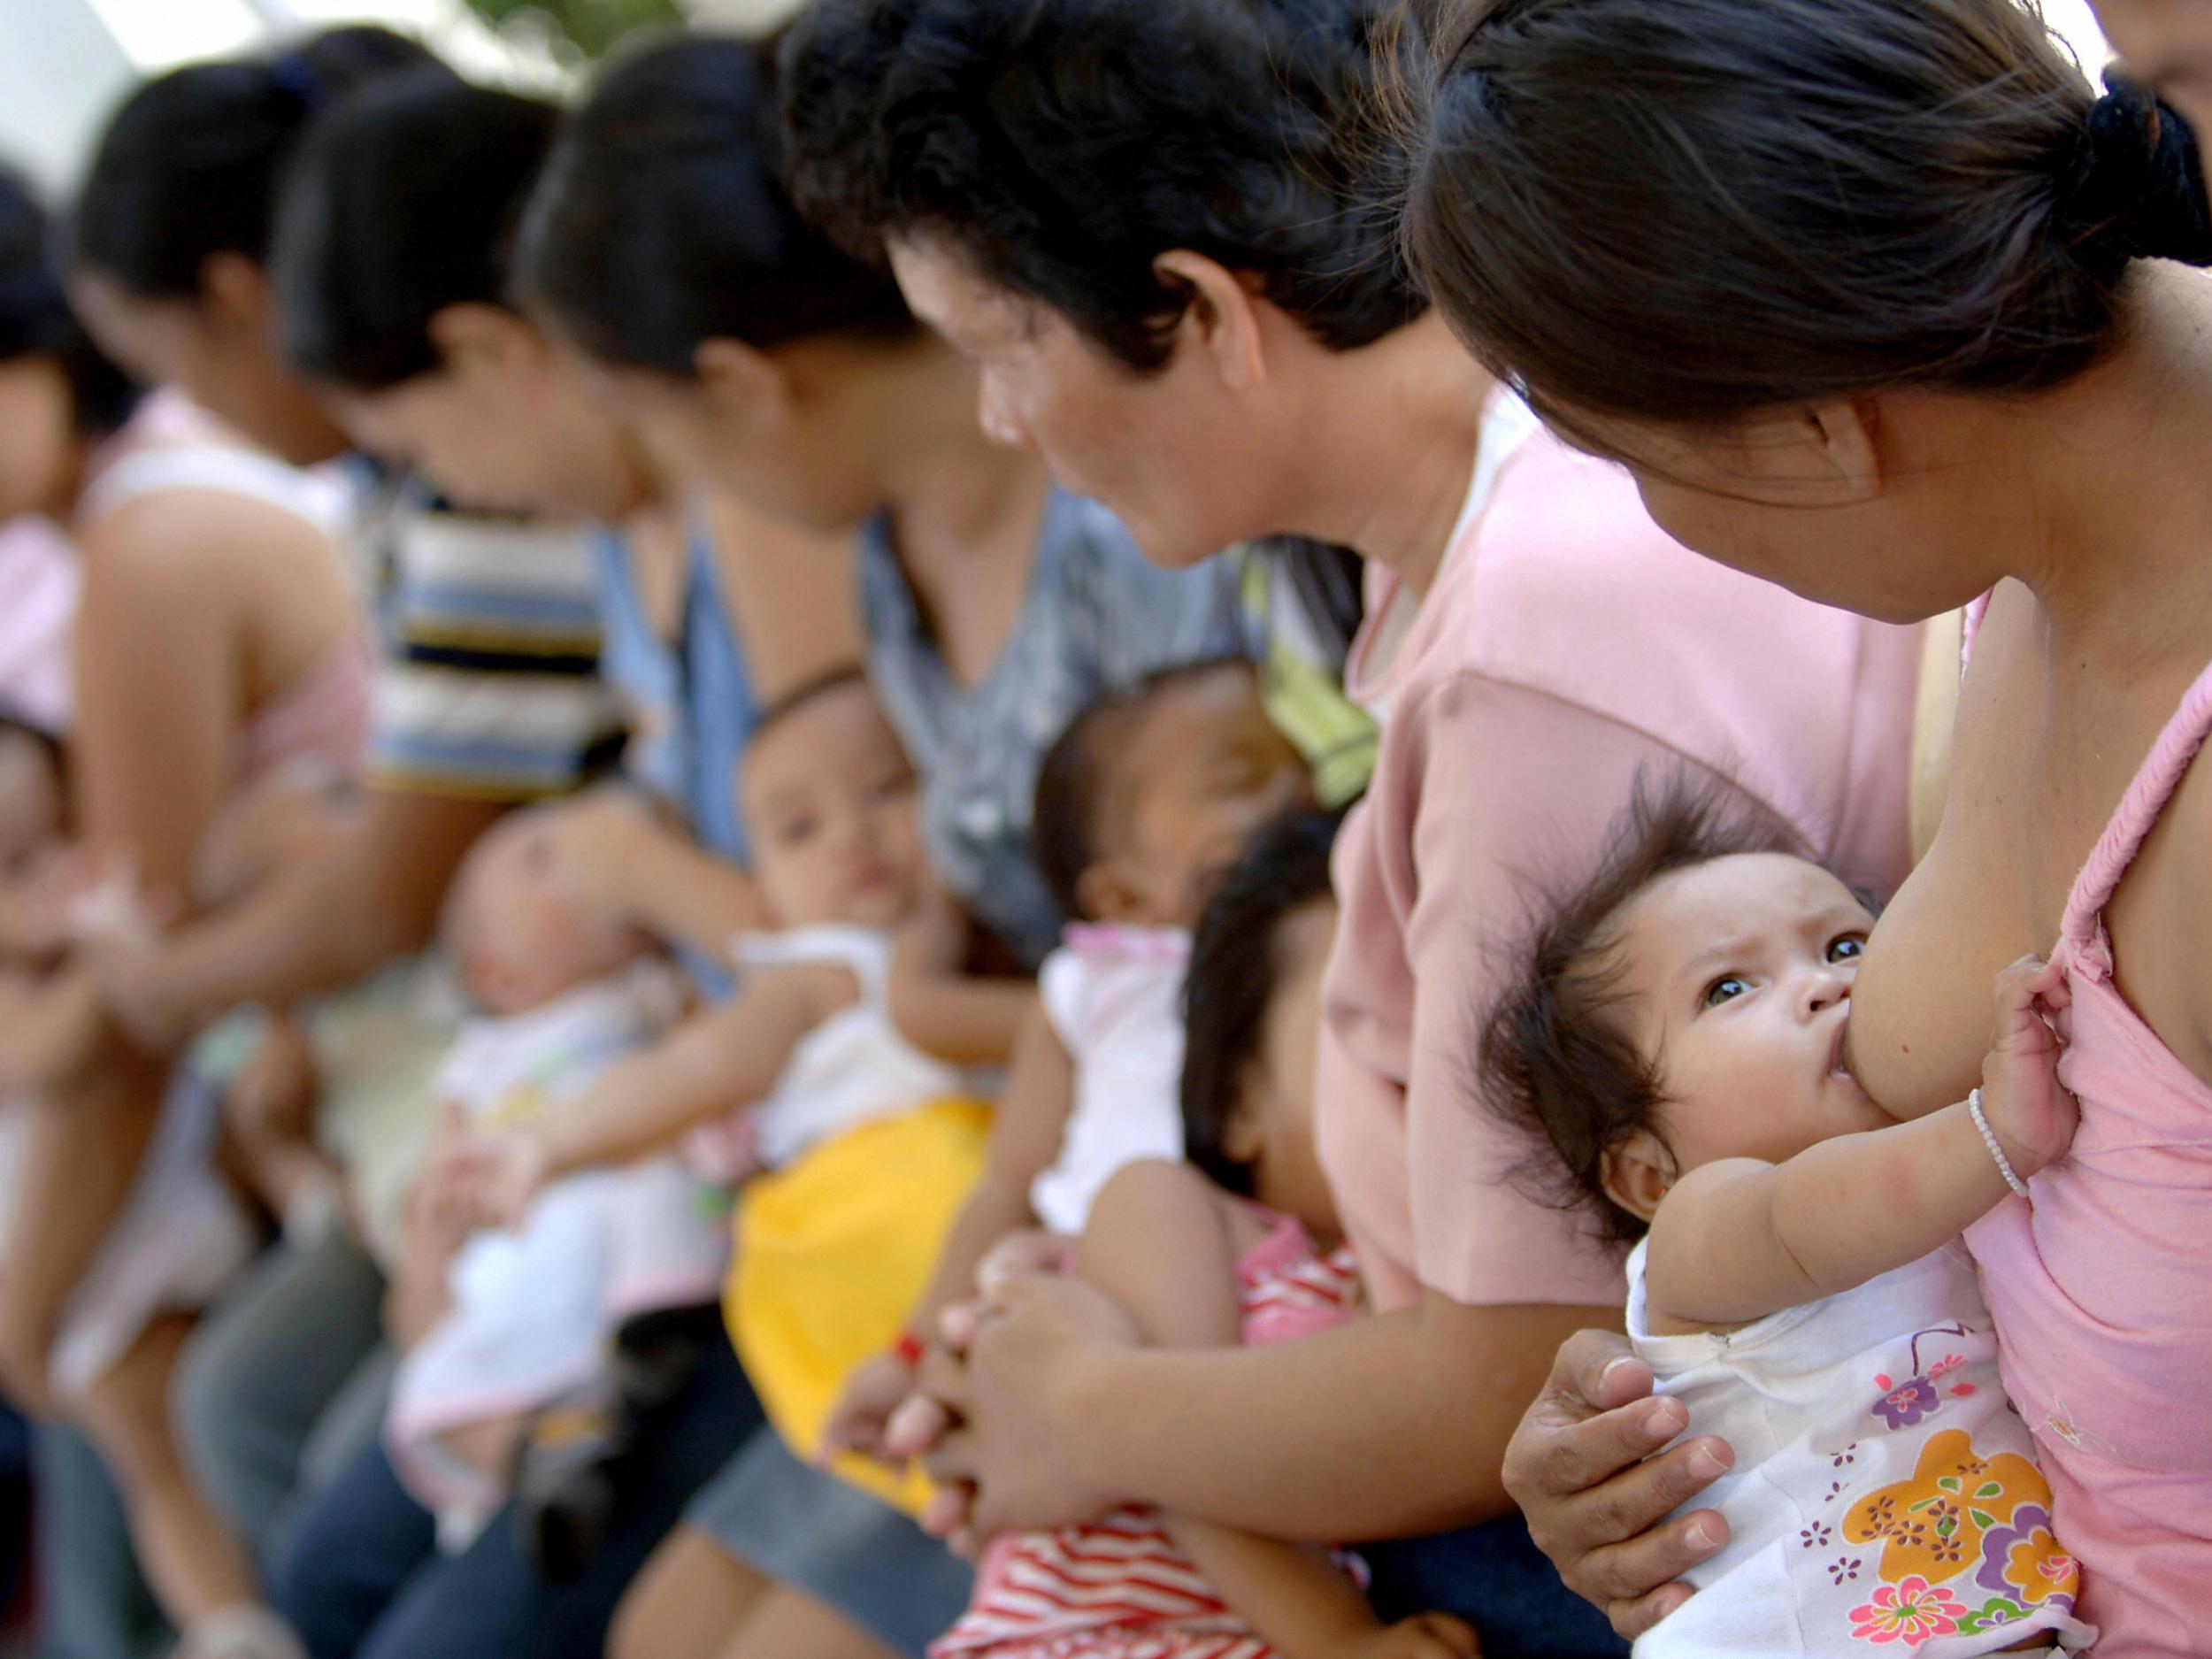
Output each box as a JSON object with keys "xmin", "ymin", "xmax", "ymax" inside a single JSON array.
[
  {"xmin": 1848, "ymin": 1576, "xmax": 1968, "ymax": 1647},
  {"xmin": 1843, "ymin": 1430, "xmax": 2053, "ymax": 1585}
]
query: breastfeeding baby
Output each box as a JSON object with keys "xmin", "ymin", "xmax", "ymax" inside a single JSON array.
[
  {"xmin": 933, "ymin": 808, "xmax": 1477, "ymax": 1659},
  {"xmin": 1483, "ymin": 780, "xmax": 2094, "ymax": 1657},
  {"xmin": 429, "ymin": 669, "xmax": 984, "ymax": 1500},
  {"xmin": 382, "ymin": 799, "xmax": 723, "ymax": 1553},
  {"xmin": 823, "ymin": 657, "xmax": 1315, "ymax": 1462}
]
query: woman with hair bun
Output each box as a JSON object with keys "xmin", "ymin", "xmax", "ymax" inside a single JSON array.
[
  {"xmin": 67, "ymin": 26, "xmax": 444, "ymax": 465},
  {"xmin": 1407, "ymin": 4, "xmax": 2212, "ymax": 1650}
]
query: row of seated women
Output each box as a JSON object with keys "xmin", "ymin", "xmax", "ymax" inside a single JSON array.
[{"xmin": 0, "ymin": 0, "xmax": 2206, "ymax": 1656}]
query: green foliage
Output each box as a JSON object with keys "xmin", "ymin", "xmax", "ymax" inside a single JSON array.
[{"xmin": 462, "ymin": 0, "xmax": 681, "ymax": 58}]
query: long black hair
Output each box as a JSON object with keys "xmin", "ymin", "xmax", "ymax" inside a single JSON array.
[
  {"xmin": 517, "ymin": 31, "xmax": 911, "ymax": 378},
  {"xmin": 72, "ymin": 27, "xmax": 443, "ymax": 298},
  {"xmin": 272, "ymin": 72, "xmax": 559, "ymax": 391}
]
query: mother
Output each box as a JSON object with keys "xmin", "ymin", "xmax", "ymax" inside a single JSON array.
[{"xmin": 1409, "ymin": 3, "xmax": 2212, "ymax": 1651}]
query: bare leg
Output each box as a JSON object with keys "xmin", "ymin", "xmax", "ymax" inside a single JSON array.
[
  {"xmin": 722, "ymin": 1587, "xmax": 902, "ymax": 1659},
  {"xmin": 608, "ymin": 1522, "xmax": 778, "ymax": 1659},
  {"xmin": 0, "ymin": 1040, "xmax": 164, "ymax": 1414},
  {"xmin": 73, "ymin": 1317, "xmax": 261, "ymax": 1625}
]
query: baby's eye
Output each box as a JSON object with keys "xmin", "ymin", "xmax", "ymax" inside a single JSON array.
[
  {"xmin": 1702, "ymin": 975, "xmax": 1752, "ymax": 1010},
  {"xmin": 1828, "ymin": 935, "xmax": 1867, "ymax": 964}
]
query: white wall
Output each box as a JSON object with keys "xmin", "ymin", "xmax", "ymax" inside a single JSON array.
[{"xmin": 0, "ymin": 0, "xmax": 138, "ymax": 193}]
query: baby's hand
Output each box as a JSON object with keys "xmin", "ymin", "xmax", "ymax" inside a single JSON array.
[
  {"xmin": 1978, "ymin": 955, "xmax": 2079, "ymax": 1180},
  {"xmin": 820, "ymin": 1350, "xmax": 921, "ymax": 1466},
  {"xmin": 427, "ymin": 1125, "xmax": 552, "ymax": 1233},
  {"xmin": 1348, "ymin": 1612, "xmax": 1482, "ymax": 1659}
]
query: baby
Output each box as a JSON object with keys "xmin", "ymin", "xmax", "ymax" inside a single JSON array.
[
  {"xmin": 1484, "ymin": 780, "xmax": 2094, "ymax": 1656},
  {"xmin": 825, "ymin": 658, "xmax": 1315, "ymax": 1460},
  {"xmin": 386, "ymin": 799, "xmax": 724, "ymax": 1553},
  {"xmin": 433, "ymin": 669, "xmax": 986, "ymax": 1504},
  {"xmin": 938, "ymin": 810, "xmax": 1474, "ymax": 1659}
]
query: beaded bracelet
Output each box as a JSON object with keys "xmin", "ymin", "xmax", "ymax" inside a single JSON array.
[{"xmin": 1969, "ymin": 1087, "xmax": 2033, "ymax": 1201}]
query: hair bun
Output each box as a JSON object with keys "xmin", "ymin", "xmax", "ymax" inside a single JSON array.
[{"xmin": 2067, "ymin": 70, "xmax": 2212, "ymax": 269}]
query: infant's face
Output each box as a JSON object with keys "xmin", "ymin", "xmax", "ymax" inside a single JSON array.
[
  {"xmin": 1609, "ymin": 853, "xmax": 1893, "ymax": 1181},
  {"xmin": 0, "ymin": 727, "xmax": 65, "ymax": 876},
  {"xmin": 737, "ymin": 680, "xmax": 925, "ymax": 932},
  {"xmin": 450, "ymin": 810, "xmax": 645, "ymax": 1016},
  {"xmin": 1104, "ymin": 664, "xmax": 1314, "ymax": 927}
]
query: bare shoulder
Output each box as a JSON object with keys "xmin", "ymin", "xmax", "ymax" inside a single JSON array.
[{"xmin": 1086, "ymin": 1158, "xmax": 1227, "ymax": 1249}]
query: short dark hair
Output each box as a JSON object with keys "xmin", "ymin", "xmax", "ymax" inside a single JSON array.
[
  {"xmin": 272, "ymin": 72, "xmax": 558, "ymax": 391},
  {"xmin": 1480, "ymin": 774, "xmax": 1804, "ymax": 1246},
  {"xmin": 744, "ymin": 664, "xmax": 875, "ymax": 753},
  {"xmin": 779, "ymin": 0, "xmax": 1429, "ymax": 373},
  {"xmin": 1408, "ymin": 0, "xmax": 2212, "ymax": 434},
  {"xmin": 72, "ymin": 27, "xmax": 443, "ymax": 300},
  {"xmin": 1030, "ymin": 658, "xmax": 1256, "ymax": 926},
  {"xmin": 0, "ymin": 169, "xmax": 140, "ymax": 434},
  {"xmin": 1180, "ymin": 807, "xmax": 1342, "ymax": 1197},
  {"xmin": 517, "ymin": 32, "xmax": 912, "ymax": 380}
]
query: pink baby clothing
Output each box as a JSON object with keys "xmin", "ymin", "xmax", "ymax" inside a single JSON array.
[
  {"xmin": 1317, "ymin": 391, "xmax": 1924, "ymax": 1314},
  {"xmin": 934, "ymin": 1209, "xmax": 1363, "ymax": 1659},
  {"xmin": 0, "ymin": 516, "xmax": 79, "ymax": 734},
  {"xmin": 1964, "ymin": 649, "xmax": 2212, "ymax": 1657}
]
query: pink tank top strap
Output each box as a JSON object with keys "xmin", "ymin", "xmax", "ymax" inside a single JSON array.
[
  {"xmin": 2059, "ymin": 660, "xmax": 2212, "ymax": 971},
  {"xmin": 1960, "ymin": 590, "xmax": 1993, "ymax": 672}
]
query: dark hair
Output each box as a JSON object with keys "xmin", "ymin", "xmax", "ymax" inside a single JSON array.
[
  {"xmin": 518, "ymin": 33, "xmax": 912, "ymax": 380},
  {"xmin": 1409, "ymin": 1, "xmax": 2212, "ymax": 432},
  {"xmin": 272, "ymin": 72, "xmax": 558, "ymax": 390},
  {"xmin": 0, "ymin": 170, "xmax": 140, "ymax": 434},
  {"xmin": 744, "ymin": 664, "xmax": 876, "ymax": 752},
  {"xmin": 1180, "ymin": 807, "xmax": 1341, "ymax": 1196},
  {"xmin": 1480, "ymin": 774, "xmax": 1805, "ymax": 1245},
  {"xmin": 72, "ymin": 27, "xmax": 442, "ymax": 300},
  {"xmin": 780, "ymin": 0, "xmax": 1428, "ymax": 373},
  {"xmin": 1030, "ymin": 658, "xmax": 1257, "ymax": 925}
]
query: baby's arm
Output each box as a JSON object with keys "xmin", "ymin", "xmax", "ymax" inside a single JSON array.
[
  {"xmin": 535, "ymin": 790, "xmax": 764, "ymax": 963},
  {"xmin": 821, "ymin": 999, "xmax": 1072, "ymax": 1460},
  {"xmin": 1647, "ymin": 956, "xmax": 2078, "ymax": 1331},
  {"xmin": 434, "ymin": 964, "xmax": 854, "ymax": 1228},
  {"xmin": 1077, "ymin": 1163, "xmax": 1476, "ymax": 1659},
  {"xmin": 885, "ymin": 884, "xmax": 1033, "ymax": 1066}
]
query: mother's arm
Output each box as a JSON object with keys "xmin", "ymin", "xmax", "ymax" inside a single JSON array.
[{"xmin": 69, "ymin": 508, "xmax": 247, "ymax": 902}]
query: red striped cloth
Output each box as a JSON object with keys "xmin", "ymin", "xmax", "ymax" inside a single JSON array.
[{"xmin": 932, "ymin": 1215, "xmax": 1361, "ymax": 1658}]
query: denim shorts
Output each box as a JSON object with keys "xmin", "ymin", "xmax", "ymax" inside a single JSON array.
[
  {"xmin": 688, "ymin": 1429, "xmax": 975, "ymax": 1657},
  {"xmin": 1361, "ymin": 1509, "xmax": 1630, "ymax": 1657}
]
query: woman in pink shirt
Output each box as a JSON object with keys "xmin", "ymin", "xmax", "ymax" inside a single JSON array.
[
  {"xmin": 1408, "ymin": 2, "xmax": 2212, "ymax": 1652},
  {"xmin": 781, "ymin": 2, "xmax": 1921, "ymax": 1647}
]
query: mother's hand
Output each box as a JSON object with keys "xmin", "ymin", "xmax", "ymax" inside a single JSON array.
[
  {"xmin": 889, "ymin": 1272, "xmax": 1140, "ymax": 1547},
  {"xmin": 1503, "ymin": 1328, "xmax": 1735, "ymax": 1641}
]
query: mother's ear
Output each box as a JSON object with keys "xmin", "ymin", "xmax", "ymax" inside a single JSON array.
[
  {"xmin": 1153, "ymin": 249, "xmax": 1269, "ymax": 394},
  {"xmin": 426, "ymin": 302, "xmax": 542, "ymax": 381}
]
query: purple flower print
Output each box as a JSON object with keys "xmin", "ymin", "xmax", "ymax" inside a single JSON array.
[
  {"xmin": 1975, "ymin": 1504, "xmax": 2079, "ymax": 1612},
  {"xmin": 1873, "ymin": 1376, "xmax": 1941, "ymax": 1430}
]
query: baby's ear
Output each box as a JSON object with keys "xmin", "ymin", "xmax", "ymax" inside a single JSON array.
[
  {"xmin": 1073, "ymin": 859, "xmax": 1149, "ymax": 928},
  {"xmin": 1600, "ymin": 1129, "xmax": 1676, "ymax": 1225}
]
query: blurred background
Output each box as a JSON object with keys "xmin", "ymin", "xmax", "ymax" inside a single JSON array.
[
  {"xmin": 1, "ymin": 0, "xmax": 2116, "ymax": 196},
  {"xmin": 0, "ymin": 0, "xmax": 810, "ymax": 190}
]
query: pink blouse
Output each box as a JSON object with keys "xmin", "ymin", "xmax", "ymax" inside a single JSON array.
[{"xmin": 1317, "ymin": 398, "xmax": 1924, "ymax": 1313}]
